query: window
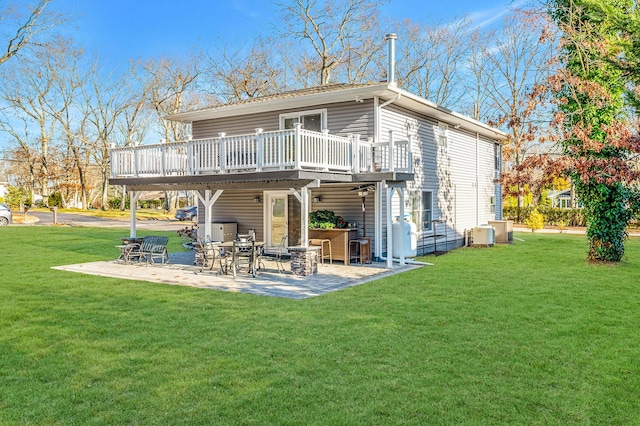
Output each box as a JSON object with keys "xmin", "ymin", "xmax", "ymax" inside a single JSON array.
[
  {"xmin": 494, "ymin": 143, "xmax": 502, "ymax": 178},
  {"xmin": 437, "ymin": 122, "xmax": 448, "ymax": 149},
  {"xmin": 410, "ymin": 191, "xmax": 433, "ymax": 232},
  {"xmin": 280, "ymin": 109, "xmax": 327, "ymax": 132},
  {"xmin": 490, "ymin": 195, "xmax": 496, "ymax": 214}
]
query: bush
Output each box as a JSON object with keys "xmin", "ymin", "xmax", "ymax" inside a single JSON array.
[
  {"xmin": 108, "ymin": 197, "xmax": 130, "ymax": 210},
  {"xmin": 525, "ymin": 209, "xmax": 544, "ymax": 232}
]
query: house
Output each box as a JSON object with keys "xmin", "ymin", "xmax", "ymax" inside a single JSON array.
[
  {"xmin": 0, "ymin": 176, "xmax": 8, "ymax": 201},
  {"xmin": 547, "ymin": 188, "xmax": 582, "ymax": 209},
  {"xmin": 109, "ymin": 35, "xmax": 507, "ymax": 268}
]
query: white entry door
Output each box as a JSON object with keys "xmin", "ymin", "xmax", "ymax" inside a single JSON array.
[{"xmin": 264, "ymin": 191, "xmax": 289, "ymax": 252}]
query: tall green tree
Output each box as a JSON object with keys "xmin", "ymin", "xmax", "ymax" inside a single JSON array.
[{"xmin": 548, "ymin": 0, "xmax": 640, "ymax": 261}]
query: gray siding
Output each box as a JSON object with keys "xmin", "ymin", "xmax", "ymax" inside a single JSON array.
[
  {"xmin": 192, "ymin": 100, "xmax": 375, "ymax": 139},
  {"xmin": 197, "ymin": 190, "xmax": 265, "ymax": 240}
]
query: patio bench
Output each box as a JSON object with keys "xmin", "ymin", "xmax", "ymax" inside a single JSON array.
[{"xmin": 128, "ymin": 236, "xmax": 169, "ymax": 264}]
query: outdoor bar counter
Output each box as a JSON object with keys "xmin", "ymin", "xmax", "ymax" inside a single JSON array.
[{"xmin": 309, "ymin": 228, "xmax": 358, "ymax": 265}]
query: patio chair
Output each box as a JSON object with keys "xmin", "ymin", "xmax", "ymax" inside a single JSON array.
[
  {"xmin": 195, "ymin": 239, "xmax": 219, "ymax": 272},
  {"xmin": 128, "ymin": 236, "xmax": 169, "ymax": 264},
  {"xmin": 274, "ymin": 234, "xmax": 288, "ymax": 273},
  {"xmin": 231, "ymin": 240, "xmax": 255, "ymax": 278}
]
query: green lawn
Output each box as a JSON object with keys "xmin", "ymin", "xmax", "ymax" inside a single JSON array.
[{"xmin": 1, "ymin": 227, "xmax": 639, "ymax": 425}]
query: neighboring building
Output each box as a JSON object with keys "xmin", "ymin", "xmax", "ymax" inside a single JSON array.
[
  {"xmin": 0, "ymin": 176, "xmax": 8, "ymax": 201},
  {"xmin": 547, "ymin": 188, "xmax": 581, "ymax": 209},
  {"xmin": 109, "ymin": 38, "xmax": 506, "ymax": 266}
]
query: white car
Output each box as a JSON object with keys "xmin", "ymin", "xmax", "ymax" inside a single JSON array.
[{"xmin": 0, "ymin": 204, "xmax": 12, "ymax": 226}]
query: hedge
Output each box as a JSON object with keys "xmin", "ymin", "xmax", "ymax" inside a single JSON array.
[{"xmin": 503, "ymin": 206, "xmax": 586, "ymax": 226}]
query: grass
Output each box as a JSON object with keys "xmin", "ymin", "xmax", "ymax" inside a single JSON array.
[
  {"xmin": 1, "ymin": 226, "xmax": 640, "ymax": 424},
  {"xmin": 23, "ymin": 207, "xmax": 174, "ymax": 221}
]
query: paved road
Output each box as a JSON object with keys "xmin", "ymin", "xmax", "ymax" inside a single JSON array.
[{"xmin": 22, "ymin": 211, "xmax": 189, "ymax": 232}]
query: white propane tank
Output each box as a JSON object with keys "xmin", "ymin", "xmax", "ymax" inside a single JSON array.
[{"xmin": 392, "ymin": 217, "xmax": 417, "ymax": 258}]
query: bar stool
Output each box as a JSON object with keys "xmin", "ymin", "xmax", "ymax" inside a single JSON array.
[
  {"xmin": 349, "ymin": 237, "xmax": 371, "ymax": 266},
  {"xmin": 309, "ymin": 238, "xmax": 332, "ymax": 265}
]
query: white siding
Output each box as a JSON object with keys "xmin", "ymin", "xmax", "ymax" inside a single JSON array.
[{"xmin": 379, "ymin": 104, "xmax": 502, "ymax": 252}]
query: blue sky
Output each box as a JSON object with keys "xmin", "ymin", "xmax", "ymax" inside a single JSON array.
[{"xmin": 53, "ymin": 0, "xmax": 525, "ymax": 67}]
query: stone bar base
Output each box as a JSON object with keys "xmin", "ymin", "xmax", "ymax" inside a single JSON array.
[{"xmin": 289, "ymin": 246, "xmax": 320, "ymax": 276}]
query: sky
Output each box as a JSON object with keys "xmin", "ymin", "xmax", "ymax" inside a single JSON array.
[{"xmin": 52, "ymin": 0, "xmax": 527, "ymax": 68}]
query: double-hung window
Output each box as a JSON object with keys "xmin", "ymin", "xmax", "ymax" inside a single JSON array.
[
  {"xmin": 280, "ymin": 109, "xmax": 327, "ymax": 132},
  {"xmin": 437, "ymin": 122, "xmax": 448, "ymax": 149},
  {"xmin": 494, "ymin": 143, "xmax": 502, "ymax": 179},
  {"xmin": 410, "ymin": 190, "xmax": 433, "ymax": 232}
]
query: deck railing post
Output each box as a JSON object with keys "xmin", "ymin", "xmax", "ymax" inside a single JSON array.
[
  {"xmin": 388, "ymin": 130, "xmax": 395, "ymax": 172},
  {"xmin": 294, "ymin": 122, "xmax": 302, "ymax": 170},
  {"xmin": 218, "ymin": 132, "xmax": 226, "ymax": 173},
  {"xmin": 134, "ymin": 147, "xmax": 139, "ymax": 177},
  {"xmin": 322, "ymin": 129, "xmax": 329, "ymax": 171},
  {"xmin": 367, "ymin": 137, "xmax": 374, "ymax": 171},
  {"xmin": 255, "ymin": 128, "xmax": 263, "ymax": 172},
  {"xmin": 353, "ymin": 134, "xmax": 361, "ymax": 173},
  {"xmin": 346, "ymin": 133, "xmax": 354, "ymax": 173},
  {"xmin": 160, "ymin": 139, "xmax": 166, "ymax": 176},
  {"xmin": 407, "ymin": 134, "xmax": 413, "ymax": 173},
  {"xmin": 186, "ymin": 135, "xmax": 193, "ymax": 175}
]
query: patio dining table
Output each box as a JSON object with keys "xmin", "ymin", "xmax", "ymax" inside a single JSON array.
[{"xmin": 218, "ymin": 240, "xmax": 265, "ymax": 277}]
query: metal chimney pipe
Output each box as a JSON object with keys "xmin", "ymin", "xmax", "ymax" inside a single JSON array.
[{"xmin": 385, "ymin": 33, "xmax": 397, "ymax": 85}]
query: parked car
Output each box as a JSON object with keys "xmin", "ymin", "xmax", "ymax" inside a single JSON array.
[
  {"xmin": 175, "ymin": 205, "xmax": 197, "ymax": 221},
  {"xmin": 0, "ymin": 203, "xmax": 12, "ymax": 226}
]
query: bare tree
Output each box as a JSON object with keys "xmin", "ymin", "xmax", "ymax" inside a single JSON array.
[
  {"xmin": 478, "ymin": 10, "xmax": 557, "ymax": 210},
  {"xmin": 0, "ymin": 0, "xmax": 64, "ymax": 66},
  {"xmin": 204, "ymin": 38, "xmax": 283, "ymax": 103},
  {"xmin": 141, "ymin": 55, "xmax": 204, "ymax": 143},
  {"xmin": 280, "ymin": 0, "xmax": 383, "ymax": 86},
  {"xmin": 0, "ymin": 39, "xmax": 74, "ymax": 205},
  {"xmin": 50, "ymin": 45, "xmax": 93, "ymax": 208},
  {"xmin": 393, "ymin": 17, "xmax": 476, "ymax": 108},
  {"xmin": 85, "ymin": 65, "xmax": 133, "ymax": 210},
  {"xmin": 0, "ymin": 116, "xmax": 40, "ymax": 205}
]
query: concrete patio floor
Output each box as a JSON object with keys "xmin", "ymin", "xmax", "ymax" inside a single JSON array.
[{"xmin": 53, "ymin": 251, "xmax": 422, "ymax": 299}]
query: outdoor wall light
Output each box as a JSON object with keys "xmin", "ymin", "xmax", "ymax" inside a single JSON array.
[
  {"xmin": 313, "ymin": 196, "xmax": 322, "ymax": 203},
  {"xmin": 253, "ymin": 196, "xmax": 261, "ymax": 203}
]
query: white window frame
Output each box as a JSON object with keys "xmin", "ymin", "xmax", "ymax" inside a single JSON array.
[
  {"xmin": 494, "ymin": 143, "xmax": 502, "ymax": 179},
  {"xmin": 279, "ymin": 108, "xmax": 328, "ymax": 131},
  {"xmin": 437, "ymin": 122, "xmax": 448, "ymax": 149},
  {"xmin": 490, "ymin": 195, "xmax": 496, "ymax": 214},
  {"xmin": 412, "ymin": 190, "xmax": 432, "ymax": 233}
]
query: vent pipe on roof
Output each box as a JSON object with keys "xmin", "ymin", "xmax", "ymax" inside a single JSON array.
[{"xmin": 385, "ymin": 33, "xmax": 397, "ymax": 85}]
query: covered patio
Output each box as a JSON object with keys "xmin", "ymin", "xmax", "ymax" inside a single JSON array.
[{"xmin": 53, "ymin": 250, "xmax": 422, "ymax": 299}]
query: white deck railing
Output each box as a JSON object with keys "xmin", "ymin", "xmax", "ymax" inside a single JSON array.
[{"xmin": 110, "ymin": 125, "xmax": 412, "ymax": 178}]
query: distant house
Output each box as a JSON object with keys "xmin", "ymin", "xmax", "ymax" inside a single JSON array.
[
  {"xmin": 109, "ymin": 36, "xmax": 506, "ymax": 266},
  {"xmin": 547, "ymin": 188, "xmax": 581, "ymax": 209},
  {"xmin": 0, "ymin": 176, "xmax": 8, "ymax": 201}
]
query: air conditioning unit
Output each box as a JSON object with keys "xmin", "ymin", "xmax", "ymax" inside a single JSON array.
[
  {"xmin": 472, "ymin": 226, "xmax": 495, "ymax": 246},
  {"xmin": 488, "ymin": 220, "xmax": 513, "ymax": 244}
]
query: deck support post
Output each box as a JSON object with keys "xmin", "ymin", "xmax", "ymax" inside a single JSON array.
[
  {"xmin": 301, "ymin": 186, "xmax": 309, "ymax": 248},
  {"xmin": 197, "ymin": 189, "xmax": 223, "ymax": 239},
  {"xmin": 129, "ymin": 190, "xmax": 142, "ymax": 238},
  {"xmin": 385, "ymin": 183, "xmax": 394, "ymax": 269}
]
